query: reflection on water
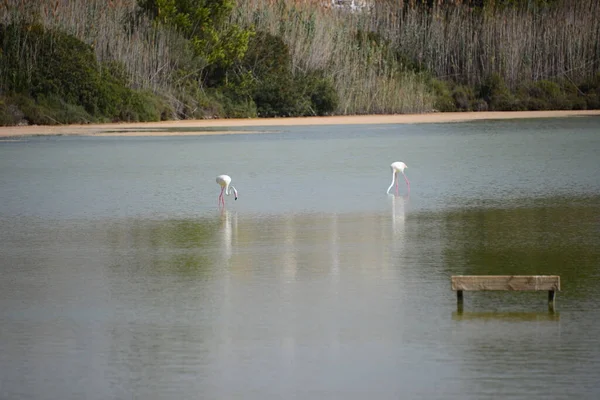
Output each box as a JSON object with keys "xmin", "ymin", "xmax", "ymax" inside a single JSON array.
[
  {"xmin": 1, "ymin": 118, "xmax": 600, "ymax": 399},
  {"xmin": 391, "ymin": 193, "xmax": 408, "ymax": 235},
  {"xmin": 440, "ymin": 195, "xmax": 600, "ymax": 307},
  {"xmin": 452, "ymin": 311, "xmax": 560, "ymax": 322},
  {"xmin": 219, "ymin": 209, "xmax": 236, "ymax": 261},
  {"xmin": 282, "ymin": 213, "xmax": 298, "ymax": 282},
  {"xmin": 2, "ymin": 194, "xmax": 599, "ymax": 399}
]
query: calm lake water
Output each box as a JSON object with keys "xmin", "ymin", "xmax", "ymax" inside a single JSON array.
[{"xmin": 1, "ymin": 117, "xmax": 600, "ymax": 399}]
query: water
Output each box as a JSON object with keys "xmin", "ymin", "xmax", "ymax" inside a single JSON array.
[{"xmin": 1, "ymin": 117, "xmax": 599, "ymax": 399}]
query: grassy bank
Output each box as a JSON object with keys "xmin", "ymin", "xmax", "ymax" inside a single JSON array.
[{"xmin": 0, "ymin": 0, "xmax": 599, "ymax": 126}]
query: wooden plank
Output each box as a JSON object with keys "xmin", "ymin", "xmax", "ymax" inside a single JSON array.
[{"xmin": 451, "ymin": 275, "xmax": 560, "ymax": 291}]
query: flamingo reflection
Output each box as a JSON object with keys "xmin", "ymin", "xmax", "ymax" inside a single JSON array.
[
  {"xmin": 391, "ymin": 194, "xmax": 409, "ymax": 238},
  {"xmin": 219, "ymin": 208, "xmax": 237, "ymax": 261},
  {"xmin": 282, "ymin": 214, "xmax": 297, "ymax": 282}
]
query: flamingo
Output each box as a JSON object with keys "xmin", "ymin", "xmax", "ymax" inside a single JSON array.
[
  {"xmin": 386, "ymin": 162, "xmax": 410, "ymax": 196},
  {"xmin": 216, "ymin": 174, "xmax": 238, "ymax": 207}
]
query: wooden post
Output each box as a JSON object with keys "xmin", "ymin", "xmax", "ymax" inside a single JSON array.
[
  {"xmin": 548, "ymin": 290, "xmax": 556, "ymax": 312},
  {"xmin": 457, "ymin": 290, "xmax": 464, "ymax": 313}
]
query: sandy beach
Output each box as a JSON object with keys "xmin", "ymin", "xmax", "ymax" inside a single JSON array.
[{"xmin": 1, "ymin": 110, "xmax": 599, "ymax": 138}]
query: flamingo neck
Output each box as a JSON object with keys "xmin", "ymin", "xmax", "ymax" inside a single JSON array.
[
  {"xmin": 386, "ymin": 171, "xmax": 397, "ymax": 194},
  {"xmin": 226, "ymin": 184, "xmax": 238, "ymax": 199}
]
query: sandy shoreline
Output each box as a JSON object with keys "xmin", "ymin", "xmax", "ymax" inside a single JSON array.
[{"xmin": 1, "ymin": 110, "xmax": 599, "ymax": 138}]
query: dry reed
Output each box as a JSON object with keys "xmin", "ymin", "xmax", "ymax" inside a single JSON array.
[{"xmin": 2, "ymin": 0, "xmax": 597, "ymax": 116}]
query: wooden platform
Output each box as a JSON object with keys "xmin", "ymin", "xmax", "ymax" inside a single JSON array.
[{"xmin": 451, "ymin": 275, "xmax": 560, "ymax": 311}]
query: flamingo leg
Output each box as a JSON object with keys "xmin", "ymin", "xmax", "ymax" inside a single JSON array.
[
  {"xmin": 218, "ymin": 187, "xmax": 225, "ymax": 207},
  {"xmin": 403, "ymin": 173, "xmax": 410, "ymax": 193},
  {"xmin": 395, "ymin": 174, "xmax": 399, "ymax": 196}
]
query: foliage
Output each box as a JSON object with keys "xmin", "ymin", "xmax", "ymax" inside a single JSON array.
[
  {"xmin": 138, "ymin": 0, "xmax": 252, "ymax": 70},
  {"xmin": 0, "ymin": 95, "xmax": 26, "ymax": 126},
  {"xmin": 518, "ymin": 80, "xmax": 566, "ymax": 110},
  {"xmin": 99, "ymin": 62, "xmax": 172, "ymax": 122},
  {"xmin": 578, "ymin": 73, "xmax": 600, "ymax": 109},
  {"xmin": 0, "ymin": 0, "xmax": 599, "ymax": 126},
  {"xmin": 224, "ymin": 30, "xmax": 338, "ymax": 117},
  {"xmin": 478, "ymin": 74, "xmax": 521, "ymax": 111},
  {"xmin": 0, "ymin": 23, "xmax": 169, "ymax": 125},
  {"xmin": 452, "ymin": 85, "xmax": 477, "ymax": 111},
  {"xmin": 305, "ymin": 74, "xmax": 339, "ymax": 116},
  {"xmin": 209, "ymin": 87, "xmax": 258, "ymax": 118},
  {"xmin": 240, "ymin": 31, "xmax": 298, "ymax": 116},
  {"xmin": 426, "ymin": 73, "xmax": 597, "ymax": 112},
  {"xmin": 355, "ymin": 29, "xmax": 422, "ymax": 74},
  {"xmin": 0, "ymin": 23, "xmax": 101, "ymax": 114},
  {"xmin": 430, "ymin": 79, "xmax": 456, "ymax": 112}
]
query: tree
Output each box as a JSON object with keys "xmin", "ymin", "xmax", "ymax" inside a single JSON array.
[{"xmin": 138, "ymin": 0, "xmax": 252, "ymax": 69}]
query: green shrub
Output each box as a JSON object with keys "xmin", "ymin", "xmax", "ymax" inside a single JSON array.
[
  {"xmin": 479, "ymin": 74, "xmax": 521, "ymax": 110},
  {"xmin": 472, "ymin": 98, "xmax": 489, "ymax": 111},
  {"xmin": 452, "ymin": 85, "xmax": 476, "ymax": 111},
  {"xmin": 0, "ymin": 23, "xmax": 106, "ymax": 119},
  {"xmin": 240, "ymin": 31, "xmax": 294, "ymax": 116},
  {"xmin": 207, "ymin": 88, "xmax": 257, "ymax": 118},
  {"xmin": 523, "ymin": 80, "xmax": 567, "ymax": 110},
  {"xmin": 223, "ymin": 96, "xmax": 258, "ymax": 118},
  {"xmin": 232, "ymin": 30, "xmax": 334, "ymax": 117},
  {"xmin": 583, "ymin": 93, "xmax": 600, "ymax": 109},
  {"xmin": 515, "ymin": 79, "xmax": 589, "ymax": 110},
  {"xmin": 559, "ymin": 80, "xmax": 587, "ymax": 110},
  {"xmin": 579, "ymin": 73, "xmax": 600, "ymax": 109},
  {"xmin": 0, "ymin": 96, "xmax": 25, "ymax": 126},
  {"xmin": 430, "ymin": 79, "xmax": 456, "ymax": 112},
  {"xmin": 0, "ymin": 23, "xmax": 172, "ymax": 125},
  {"xmin": 21, "ymin": 25, "xmax": 107, "ymax": 115},
  {"xmin": 522, "ymin": 96, "xmax": 550, "ymax": 110},
  {"xmin": 253, "ymin": 73, "xmax": 308, "ymax": 117},
  {"xmin": 35, "ymin": 94, "xmax": 95, "ymax": 124},
  {"xmin": 7, "ymin": 93, "xmax": 94, "ymax": 125},
  {"xmin": 118, "ymin": 91, "xmax": 157, "ymax": 122},
  {"xmin": 195, "ymin": 89, "xmax": 227, "ymax": 118},
  {"xmin": 306, "ymin": 75, "xmax": 338, "ymax": 116}
]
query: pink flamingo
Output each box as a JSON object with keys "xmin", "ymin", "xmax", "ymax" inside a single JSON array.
[
  {"xmin": 216, "ymin": 174, "xmax": 238, "ymax": 207},
  {"xmin": 386, "ymin": 162, "xmax": 410, "ymax": 196}
]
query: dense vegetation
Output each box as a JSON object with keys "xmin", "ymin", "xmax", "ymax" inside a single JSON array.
[{"xmin": 0, "ymin": 0, "xmax": 598, "ymax": 126}]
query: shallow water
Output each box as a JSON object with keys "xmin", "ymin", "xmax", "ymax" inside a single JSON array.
[{"xmin": 1, "ymin": 117, "xmax": 600, "ymax": 399}]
